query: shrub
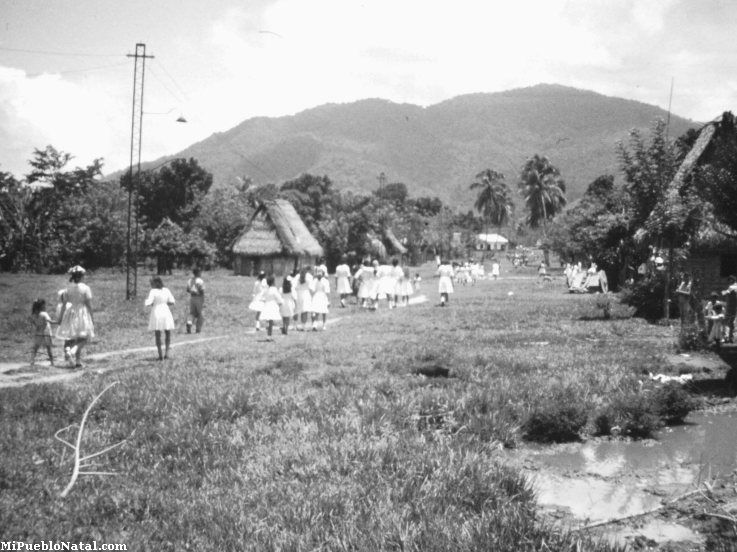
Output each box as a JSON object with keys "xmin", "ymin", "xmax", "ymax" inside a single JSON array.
[
  {"xmin": 596, "ymin": 392, "xmax": 661, "ymax": 438},
  {"xmin": 620, "ymin": 273, "xmax": 678, "ymax": 320},
  {"xmin": 678, "ymin": 324, "xmax": 707, "ymax": 352},
  {"xmin": 651, "ymin": 382, "xmax": 696, "ymax": 423},
  {"xmin": 522, "ymin": 387, "xmax": 588, "ymax": 443}
]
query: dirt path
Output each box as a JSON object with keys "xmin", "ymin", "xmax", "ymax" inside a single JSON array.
[{"xmin": 0, "ymin": 295, "xmax": 428, "ymax": 389}]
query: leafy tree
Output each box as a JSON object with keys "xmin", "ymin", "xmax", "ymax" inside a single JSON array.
[
  {"xmin": 616, "ymin": 119, "xmax": 678, "ymax": 229},
  {"xmin": 470, "ymin": 168, "xmax": 514, "ymax": 235},
  {"xmin": 548, "ymin": 175, "xmax": 630, "ymax": 287},
  {"xmin": 194, "ymin": 184, "xmax": 254, "ymax": 267},
  {"xmin": 280, "ymin": 174, "xmax": 335, "ymax": 230},
  {"xmin": 146, "ymin": 218, "xmax": 215, "ymax": 274},
  {"xmin": 134, "ymin": 158, "xmax": 213, "ymax": 231},
  {"xmin": 373, "ymin": 182, "xmax": 408, "ymax": 206},
  {"xmin": 407, "ymin": 196, "xmax": 443, "ymax": 217}
]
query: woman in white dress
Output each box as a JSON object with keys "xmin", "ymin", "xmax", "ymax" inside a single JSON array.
[
  {"xmin": 260, "ymin": 275, "xmax": 284, "ymax": 340},
  {"xmin": 334, "ymin": 255, "xmax": 352, "ymax": 308},
  {"xmin": 437, "ymin": 260, "xmax": 455, "ymax": 306},
  {"xmin": 144, "ymin": 276, "xmax": 176, "ymax": 361},
  {"xmin": 293, "ymin": 267, "xmax": 314, "ymax": 331},
  {"xmin": 311, "ymin": 269, "xmax": 331, "ymax": 330},
  {"xmin": 56, "ymin": 265, "xmax": 95, "ymax": 368},
  {"xmin": 248, "ymin": 271, "xmax": 268, "ymax": 330}
]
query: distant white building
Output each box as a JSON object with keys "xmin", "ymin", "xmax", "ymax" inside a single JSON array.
[{"xmin": 476, "ymin": 233, "xmax": 509, "ymax": 251}]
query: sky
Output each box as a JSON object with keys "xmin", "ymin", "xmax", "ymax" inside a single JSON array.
[{"xmin": 1, "ymin": 0, "xmax": 736, "ymax": 178}]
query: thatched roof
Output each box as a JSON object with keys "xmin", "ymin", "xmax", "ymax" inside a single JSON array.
[{"xmin": 232, "ymin": 199, "xmax": 323, "ymax": 257}]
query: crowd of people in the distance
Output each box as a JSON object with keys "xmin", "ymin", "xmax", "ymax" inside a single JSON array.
[{"xmin": 247, "ymin": 255, "xmax": 420, "ymax": 340}]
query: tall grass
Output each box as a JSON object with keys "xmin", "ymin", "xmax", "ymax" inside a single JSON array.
[{"xmin": 0, "ymin": 266, "xmax": 690, "ymax": 550}]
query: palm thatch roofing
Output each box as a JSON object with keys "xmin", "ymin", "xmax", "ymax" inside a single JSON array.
[{"xmin": 232, "ymin": 199, "xmax": 323, "ymax": 257}]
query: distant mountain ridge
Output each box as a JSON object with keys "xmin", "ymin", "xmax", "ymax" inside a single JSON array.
[{"xmin": 140, "ymin": 84, "xmax": 697, "ymax": 206}]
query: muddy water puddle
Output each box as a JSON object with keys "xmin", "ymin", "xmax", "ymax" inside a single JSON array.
[{"xmin": 518, "ymin": 411, "xmax": 737, "ymax": 530}]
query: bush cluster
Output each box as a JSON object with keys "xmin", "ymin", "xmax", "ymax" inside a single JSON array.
[
  {"xmin": 522, "ymin": 387, "xmax": 589, "ymax": 443},
  {"xmin": 594, "ymin": 382, "xmax": 696, "ymax": 437},
  {"xmin": 620, "ymin": 273, "xmax": 678, "ymax": 320}
]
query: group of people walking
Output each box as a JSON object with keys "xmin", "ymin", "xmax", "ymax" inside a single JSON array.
[
  {"xmin": 29, "ymin": 255, "xmax": 424, "ymax": 365},
  {"xmin": 247, "ymin": 256, "xmax": 418, "ymax": 340},
  {"xmin": 30, "ymin": 265, "xmax": 95, "ymax": 368}
]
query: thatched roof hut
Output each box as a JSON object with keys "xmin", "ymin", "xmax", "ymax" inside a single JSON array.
[{"xmin": 232, "ymin": 199, "xmax": 324, "ymax": 276}]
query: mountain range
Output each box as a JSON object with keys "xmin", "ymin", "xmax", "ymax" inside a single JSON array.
[{"xmin": 141, "ymin": 84, "xmax": 697, "ymax": 207}]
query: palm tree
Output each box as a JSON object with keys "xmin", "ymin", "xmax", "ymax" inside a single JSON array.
[
  {"xmin": 470, "ymin": 169, "xmax": 514, "ymax": 244},
  {"xmin": 518, "ymin": 155, "xmax": 566, "ymax": 264},
  {"xmin": 518, "ymin": 154, "xmax": 566, "ymax": 233}
]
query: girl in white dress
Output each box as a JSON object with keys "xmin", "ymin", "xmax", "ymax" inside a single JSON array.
[
  {"xmin": 354, "ymin": 261, "xmax": 374, "ymax": 309},
  {"xmin": 56, "ymin": 266, "xmax": 95, "ymax": 368},
  {"xmin": 294, "ymin": 267, "xmax": 314, "ymax": 331},
  {"xmin": 334, "ymin": 255, "xmax": 352, "ymax": 308},
  {"xmin": 396, "ymin": 265, "xmax": 414, "ymax": 307},
  {"xmin": 260, "ymin": 275, "xmax": 284, "ymax": 340},
  {"xmin": 248, "ymin": 271, "xmax": 268, "ymax": 331},
  {"xmin": 144, "ymin": 276, "xmax": 176, "ymax": 361},
  {"xmin": 311, "ymin": 269, "xmax": 331, "ymax": 330},
  {"xmin": 437, "ymin": 261, "xmax": 455, "ymax": 307},
  {"xmin": 376, "ymin": 261, "xmax": 395, "ymax": 309},
  {"xmin": 280, "ymin": 276, "xmax": 296, "ymax": 335},
  {"xmin": 389, "ymin": 259, "xmax": 404, "ymax": 308}
]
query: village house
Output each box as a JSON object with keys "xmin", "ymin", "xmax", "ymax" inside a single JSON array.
[{"xmin": 232, "ymin": 199, "xmax": 323, "ymax": 277}]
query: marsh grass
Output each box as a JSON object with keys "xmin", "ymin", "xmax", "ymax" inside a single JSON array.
[{"xmin": 0, "ymin": 266, "xmax": 686, "ymax": 549}]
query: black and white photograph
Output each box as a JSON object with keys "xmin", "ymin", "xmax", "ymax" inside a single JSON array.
[{"xmin": 1, "ymin": 1, "xmax": 736, "ymax": 550}]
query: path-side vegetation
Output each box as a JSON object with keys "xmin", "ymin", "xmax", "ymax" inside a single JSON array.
[{"xmin": 0, "ymin": 266, "xmax": 704, "ymax": 550}]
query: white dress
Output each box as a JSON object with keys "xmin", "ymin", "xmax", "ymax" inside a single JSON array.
[
  {"xmin": 397, "ymin": 267, "xmax": 414, "ymax": 296},
  {"xmin": 437, "ymin": 264, "xmax": 455, "ymax": 294},
  {"xmin": 335, "ymin": 264, "xmax": 352, "ymax": 295},
  {"xmin": 145, "ymin": 287, "xmax": 176, "ymax": 331},
  {"xmin": 260, "ymin": 286, "xmax": 284, "ymax": 322},
  {"xmin": 248, "ymin": 279, "xmax": 268, "ymax": 312},
  {"xmin": 355, "ymin": 266, "xmax": 375, "ymax": 299},
  {"xmin": 311, "ymin": 277, "xmax": 330, "ymax": 314},
  {"xmin": 294, "ymin": 273, "xmax": 314, "ymax": 314},
  {"xmin": 56, "ymin": 283, "xmax": 95, "ymax": 340},
  {"xmin": 376, "ymin": 264, "xmax": 395, "ymax": 298},
  {"xmin": 280, "ymin": 288, "xmax": 296, "ymax": 318}
]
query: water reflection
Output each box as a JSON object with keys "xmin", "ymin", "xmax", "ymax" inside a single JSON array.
[{"xmin": 524, "ymin": 412, "xmax": 737, "ymax": 522}]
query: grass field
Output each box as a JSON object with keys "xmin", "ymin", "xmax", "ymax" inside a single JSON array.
[{"xmin": 0, "ymin": 264, "xmax": 711, "ymax": 550}]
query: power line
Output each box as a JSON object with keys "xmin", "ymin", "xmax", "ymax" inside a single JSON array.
[
  {"xmin": 153, "ymin": 59, "xmax": 190, "ymax": 102},
  {"xmin": 26, "ymin": 61, "xmax": 129, "ymax": 78},
  {"xmin": 0, "ymin": 46, "xmax": 123, "ymax": 58},
  {"xmin": 148, "ymin": 67, "xmax": 187, "ymax": 105}
]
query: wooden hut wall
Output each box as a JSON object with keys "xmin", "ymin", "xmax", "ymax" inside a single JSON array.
[{"xmin": 682, "ymin": 251, "xmax": 737, "ymax": 295}]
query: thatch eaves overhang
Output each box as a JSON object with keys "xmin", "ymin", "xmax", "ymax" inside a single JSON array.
[{"xmin": 232, "ymin": 199, "xmax": 324, "ymax": 257}]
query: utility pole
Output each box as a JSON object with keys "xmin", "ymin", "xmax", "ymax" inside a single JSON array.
[
  {"xmin": 377, "ymin": 171, "xmax": 387, "ymax": 193},
  {"xmin": 125, "ymin": 43, "xmax": 154, "ymax": 300}
]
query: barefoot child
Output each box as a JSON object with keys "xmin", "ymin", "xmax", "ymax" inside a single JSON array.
[
  {"xmin": 30, "ymin": 299, "xmax": 55, "ymax": 367},
  {"xmin": 145, "ymin": 276, "xmax": 176, "ymax": 361}
]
